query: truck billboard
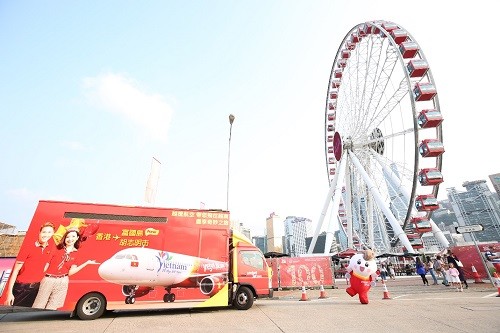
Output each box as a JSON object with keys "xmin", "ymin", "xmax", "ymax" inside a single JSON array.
[{"xmin": 0, "ymin": 200, "xmax": 271, "ymax": 319}]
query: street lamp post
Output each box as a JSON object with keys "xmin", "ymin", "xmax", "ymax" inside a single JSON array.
[{"xmin": 226, "ymin": 114, "xmax": 235, "ymax": 211}]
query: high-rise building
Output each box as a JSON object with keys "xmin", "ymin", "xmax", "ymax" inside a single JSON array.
[
  {"xmin": 252, "ymin": 235, "xmax": 267, "ymax": 254},
  {"xmin": 305, "ymin": 231, "xmax": 338, "ymax": 254},
  {"xmin": 266, "ymin": 212, "xmax": 284, "ymax": 253},
  {"xmin": 489, "ymin": 173, "xmax": 500, "ymax": 199},
  {"xmin": 283, "ymin": 216, "xmax": 312, "ymax": 256},
  {"xmin": 231, "ymin": 221, "xmax": 251, "ymax": 240},
  {"xmin": 447, "ymin": 180, "xmax": 500, "ymax": 242}
]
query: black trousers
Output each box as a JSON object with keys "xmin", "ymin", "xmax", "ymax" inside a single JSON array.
[{"xmin": 12, "ymin": 281, "xmax": 40, "ymax": 307}]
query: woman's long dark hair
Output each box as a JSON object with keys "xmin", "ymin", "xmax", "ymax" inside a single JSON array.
[{"xmin": 57, "ymin": 230, "xmax": 81, "ymax": 250}]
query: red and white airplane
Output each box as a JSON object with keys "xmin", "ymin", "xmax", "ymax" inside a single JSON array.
[{"xmin": 98, "ymin": 247, "xmax": 229, "ymax": 304}]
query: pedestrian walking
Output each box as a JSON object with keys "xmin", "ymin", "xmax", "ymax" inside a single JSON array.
[
  {"xmin": 380, "ymin": 263, "xmax": 388, "ymax": 281},
  {"xmin": 387, "ymin": 261, "xmax": 396, "ymax": 280},
  {"xmin": 426, "ymin": 256, "xmax": 438, "ymax": 285},
  {"xmin": 416, "ymin": 257, "xmax": 429, "ymax": 286},
  {"xmin": 434, "ymin": 255, "xmax": 448, "ymax": 286}
]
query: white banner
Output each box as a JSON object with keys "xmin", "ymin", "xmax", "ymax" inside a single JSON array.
[{"xmin": 145, "ymin": 157, "xmax": 161, "ymax": 204}]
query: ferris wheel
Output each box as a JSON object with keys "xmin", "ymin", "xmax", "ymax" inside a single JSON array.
[{"xmin": 309, "ymin": 20, "xmax": 449, "ymax": 255}]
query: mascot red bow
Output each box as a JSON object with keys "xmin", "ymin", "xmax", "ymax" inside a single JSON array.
[{"xmin": 345, "ymin": 249, "xmax": 378, "ymax": 304}]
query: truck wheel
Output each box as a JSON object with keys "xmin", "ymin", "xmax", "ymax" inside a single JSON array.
[
  {"xmin": 233, "ymin": 286, "xmax": 253, "ymax": 310},
  {"xmin": 76, "ymin": 292, "xmax": 106, "ymax": 320}
]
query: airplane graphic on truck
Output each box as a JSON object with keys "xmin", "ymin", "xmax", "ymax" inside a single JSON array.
[{"xmin": 98, "ymin": 247, "xmax": 229, "ymax": 304}]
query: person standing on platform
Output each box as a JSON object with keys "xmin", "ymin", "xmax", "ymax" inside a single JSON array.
[
  {"xmin": 434, "ymin": 255, "xmax": 448, "ymax": 286},
  {"xmin": 426, "ymin": 256, "xmax": 438, "ymax": 285},
  {"xmin": 448, "ymin": 262, "xmax": 463, "ymax": 292},
  {"xmin": 447, "ymin": 250, "xmax": 468, "ymax": 289}
]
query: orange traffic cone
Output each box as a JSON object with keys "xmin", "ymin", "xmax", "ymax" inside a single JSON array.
[
  {"xmin": 319, "ymin": 284, "xmax": 328, "ymax": 299},
  {"xmin": 381, "ymin": 279, "xmax": 391, "ymax": 300},
  {"xmin": 300, "ymin": 283, "xmax": 309, "ymax": 301},
  {"xmin": 471, "ymin": 265, "xmax": 484, "ymax": 283}
]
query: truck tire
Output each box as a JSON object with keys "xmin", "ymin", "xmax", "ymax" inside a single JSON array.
[
  {"xmin": 233, "ymin": 286, "xmax": 253, "ymax": 310},
  {"xmin": 75, "ymin": 292, "xmax": 106, "ymax": 320}
]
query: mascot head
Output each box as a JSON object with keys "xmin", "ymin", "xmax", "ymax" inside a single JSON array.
[{"xmin": 348, "ymin": 250, "xmax": 377, "ymax": 280}]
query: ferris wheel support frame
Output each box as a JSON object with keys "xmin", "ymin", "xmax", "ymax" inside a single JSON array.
[
  {"xmin": 345, "ymin": 163, "xmax": 354, "ymax": 249},
  {"xmin": 348, "ymin": 150, "xmax": 415, "ymax": 253},
  {"xmin": 308, "ymin": 154, "xmax": 348, "ymax": 254},
  {"xmin": 367, "ymin": 188, "xmax": 375, "ymax": 250},
  {"xmin": 370, "ymin": 149, "xmax": 449, "ymax": 248}
]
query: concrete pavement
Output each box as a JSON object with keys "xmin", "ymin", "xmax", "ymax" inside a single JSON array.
[{"xmin": 0, "ymin": 277, "xmax": 498, "ymax": 332}]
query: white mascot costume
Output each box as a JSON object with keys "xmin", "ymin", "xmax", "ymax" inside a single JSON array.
[{"xmin": 345, "ymin": 250, "xmax": 378, "ymax": 304}]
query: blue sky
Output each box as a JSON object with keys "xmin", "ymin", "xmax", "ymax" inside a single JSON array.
[{"xmin": 1, "ymin": 1, "xmax": 498, "ymax": 235}]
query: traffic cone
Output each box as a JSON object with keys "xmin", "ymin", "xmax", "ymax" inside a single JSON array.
[
  {"xmin": 381, "ymin": 279, "xmax": 391, "ymax": 300},
  {"xmin": 471, "ymin": 265, "xmax": 484, "ymax": 283},
  {"xmin": 299, "ymin": 283, "xmax": 309, "ymax": 301},
  {"xmin": 319, "ymin": 284, "xmax": 328, "ymax": 299}
]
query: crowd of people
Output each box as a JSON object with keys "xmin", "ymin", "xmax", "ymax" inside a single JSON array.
[{"xmin": 377, "ymin": 249, "xmax": 476, "ymax": 292}]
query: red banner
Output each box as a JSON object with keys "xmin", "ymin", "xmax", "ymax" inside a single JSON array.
[
  {"xmin": 450, "ymin": 243, "xmax": 500, "ymax": 279},
  {"xmin": 267, "ymin": 256, "xmax": 334, "ymax": 289}
]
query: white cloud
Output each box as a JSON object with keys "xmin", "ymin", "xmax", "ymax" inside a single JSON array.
[
  {"xmin": 61, "ymin": 140, "xmax": 87, "ymax": 151},
  {"xmin": 83, "ymin": 73, "xmax": 174, "ymax": 143},
  {"xmin": 7, "ymin": 188, "xmax": 39, "ymax": 201},
  {"xmin": 6, "ymin": 188, "xmax": 68, "ymax": 203}
]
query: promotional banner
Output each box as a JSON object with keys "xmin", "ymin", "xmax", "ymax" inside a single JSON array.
[
  {"xmin": 450, "ymin": 244, "xmax": 500, "ymax": 279},
  {"xmin": 267, "ymin": 256, "xmax": 334, "ymax": 289}
]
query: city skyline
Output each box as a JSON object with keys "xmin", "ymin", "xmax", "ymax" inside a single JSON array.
[{"xmin": 1, "ymin": 1, "xmax": 499, "ymax": 235}]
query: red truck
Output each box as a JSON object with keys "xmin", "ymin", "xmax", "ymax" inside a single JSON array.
[{"xmin": 0, "ymin": 200, "xmax": 273, "ymax": 319}]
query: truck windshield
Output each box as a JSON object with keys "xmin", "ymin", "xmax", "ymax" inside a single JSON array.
[{"xmin": 241, "ymin": 250, "xmax": 264, "ymax": 270}]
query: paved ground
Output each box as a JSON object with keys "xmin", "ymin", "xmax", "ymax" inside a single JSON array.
[{"xmin": 1, "ymin": 277, "xmax": 499, "ymax": 332}]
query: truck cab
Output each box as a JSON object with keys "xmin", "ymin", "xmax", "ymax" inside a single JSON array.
[{"xmin": 230, "ymin": 230, "xmax": 273, "ymax": 310}]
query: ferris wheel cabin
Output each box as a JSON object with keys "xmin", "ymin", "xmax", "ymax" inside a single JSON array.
[
  {"xmin": 331, "ymin": 80, "xmax": 341, "ymax": 88},
  {"xmin": 406, "ymin": 233, "xmax": 424, "ymax": 249},
  {"xmin": 399, "ymin": 41, "xmax": 419, "ymax": 58},
  {"xmin": 418, "ymin": 109, "xmax": 443, "ymax": 128},
  {"xmin": 411, "ymin": 217, "xmax": 433, "ymax": 233},
  {"xmin": 419, "ymin": 139, "xmax": 445, "ymax": 158},
  {"xmin": 346, "ymin": 41, "xmax": 356, "ymax": 50},
  {"xmin": 413, "ymin": 82, "xmax": 437, "ymax": 101},
  {"xmin": 390, "ymin": 29, "xmax": 408, "ymax": 44},
  {"xmin": 407, "ymin": 59, "xmax": 429, "ymax": 78},
  {"xmin": 418, "ymin": 168, "xmax": 444, "ymax": 186},
  {"xmin": 415, "ymin": 194, "xmax": 440, "ymax": 212},
  {"xmin": 381, "ymin": 22, "xmax": 398, "ymax": 33}
]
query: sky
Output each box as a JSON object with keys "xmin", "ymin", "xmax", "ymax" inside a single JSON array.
[{"xmin": 1, "ymin": 1, "xmax": 498, "ymax": 235}]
